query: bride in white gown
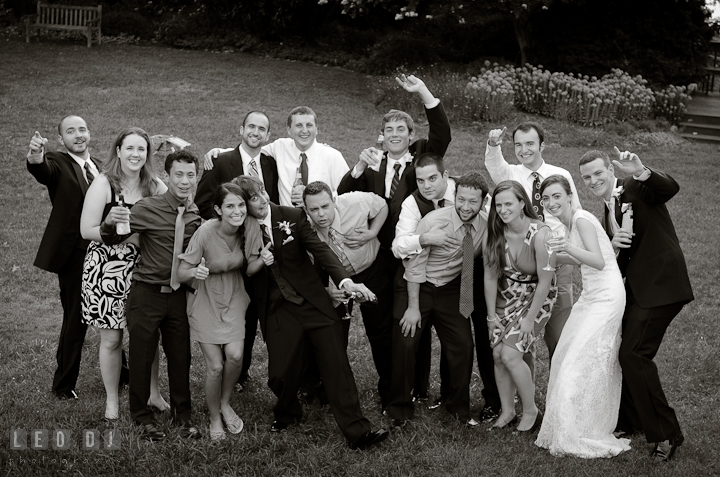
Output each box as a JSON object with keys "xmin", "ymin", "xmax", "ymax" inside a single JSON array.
[{"xmin": 534, "ymin": 175, "xmax": 631, "ymax": 458}]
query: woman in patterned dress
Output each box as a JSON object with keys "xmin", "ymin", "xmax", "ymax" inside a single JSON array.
[
  {"xmin": 483, "ymin": 180, "xmax": 557, "ymax": 433},
  {"xmin": 80, "ymin": 128, "xmax": 169, "ymax": 420}
]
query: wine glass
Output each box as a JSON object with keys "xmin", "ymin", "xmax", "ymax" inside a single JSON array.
[
  {"xmin": 341, "ymin": 291, "xmax": 355, "ymax": 320},
  {"xmin": 543, "ymin": 228, "xmax": 566, "ymax": 271}
]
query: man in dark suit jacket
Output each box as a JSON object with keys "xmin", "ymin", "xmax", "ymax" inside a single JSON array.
[
  {"xmin": 26, "ymin": 116, "xmax": 111, "ymax": 399},
  {"xmin": 337, "ymin": 74, "xmax": 451, "ymax": 404},
  {"xmin": 235, "ymin": 175, "xmax": 388, "ymax": 450},
  {"xmin": 195, "ymin": 111, "xmax": 279, "ymax": 388},
  {"xmin": 579, "ymin": 148, "xmax": 694, "ymax": 462}
]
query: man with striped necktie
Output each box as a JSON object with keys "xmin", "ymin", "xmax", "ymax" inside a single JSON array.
[{"xmin": 195, "ymin": 111, "xmax": 280, "ymax": 219}]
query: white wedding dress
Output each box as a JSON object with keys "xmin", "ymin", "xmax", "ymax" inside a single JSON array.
[{"xmin": 535, "ymin": 210, "xmax": 631, "ymax": 458}]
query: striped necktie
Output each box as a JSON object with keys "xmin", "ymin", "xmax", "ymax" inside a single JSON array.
[
  {"xmin": 249, "ymin": 159, "xmax": 259, "ymax": 177},
  {"xmin": 389, "ymin": 162, "xmax": 401, "ymax": 199},
  {"xmin": 459, "ymin": 223, "xmax": 474, "ymax": 318},
  {"xmin": 328, "ymin": 227, "xmax": 355, "ymax": 275},
  {"xmin": 84, "ymin": 161, "xmax": 95, "ymax": 185}
]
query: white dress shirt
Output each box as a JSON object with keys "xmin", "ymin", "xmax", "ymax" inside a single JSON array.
[
  {"xmin": 392, "ymin": 178, "xmax": 456, "ymax": 259},
  {"xmin": 239, "ymin": 145, "xmax": 264, "ymax": 185},
  {"xmin": 484, "ymin": 143, "xmax": 582, "ymax": 232},
  {"xmin": 262, "ymin": 138, "xmax": 349, "ymax": 207}
]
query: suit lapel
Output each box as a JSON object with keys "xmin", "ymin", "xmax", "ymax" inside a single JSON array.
[
  {"xmin": 229, "ymin": 148, "xmax": 244, "ymax": 179},
  {"xmin": 375, "ymin": 157, "xmax": 388, "ymax": 196},
  {"xmin": 68, "ymin": 156, "xmax": 90, "ymax": 196},
  {"xmin": 269, "ymin": 204, "xmax": 284, "ymax": 262}
]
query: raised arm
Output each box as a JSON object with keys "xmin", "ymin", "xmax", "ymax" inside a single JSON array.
[
  {"xmin": 612, "ymin": 147, "xmax": 679, "ymax": 204},
  {"xmin": 484, "ymin": 127, "xmax": 513, "ymax": 184}
]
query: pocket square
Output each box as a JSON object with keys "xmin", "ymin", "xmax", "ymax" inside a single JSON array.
[{"xmin": 282, "ymin": 236, "xmax": 294, "ymax": 245}]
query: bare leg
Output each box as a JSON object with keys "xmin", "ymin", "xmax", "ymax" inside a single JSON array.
[
  {"xmin": 491, "ymin": 345, "xmax": 517, "ymax": 427},
  {"xmin": 199, "ymin": 342, "xmax": 226, "ymax": 434},
  {"xmin": 219, "ymin": 341, "xmax": 244, "ymax": 416},
  {"xmin": 148, "ymin": 344, "xmax": 170, "ymax": 411},
  {"xmin": 500, "ymin": 345, "xmax": 537, "ymax": 431},
  {"xmin": 98, "ymin": 328, "xmax": 123, "ymax": 419}
]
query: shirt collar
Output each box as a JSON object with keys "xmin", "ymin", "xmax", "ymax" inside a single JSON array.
[
  {"xmin": 67, "ymin": 151, "xmax": 92, "ymax": 167},
  {"xmin": 387, "ymin": 152, "xmax": 412, "ymax": 167},
  {"xmin": 293, "ymin": 140, "xmax": 318, "ymax": 158},
  {"xmin": 238, "ymin": 144, "xmax": 261, "ymax": 164},
  {"xmin": 164, "ymin": 190, "xmax": 187, "ymax": 211},
  {"xmin": 450, "ymin": 207, "xmax": 482, "ymax": 233},
  {"xmin": 522, "ymin": 160, "xmax": 548, "ymax": 181}
]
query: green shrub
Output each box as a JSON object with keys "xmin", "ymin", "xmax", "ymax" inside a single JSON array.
[
  {"xmin": 652, "ymin": 84, "xmax": 697, "ymax": 125},
  {"xmin": 103, "ymin": 11, "xmax": 155, "ymax": 40}
]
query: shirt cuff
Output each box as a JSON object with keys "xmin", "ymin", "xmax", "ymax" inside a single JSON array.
[
  {"xmin": 633, "ymin": 167, "xmax": 652, "ymax": 181},
  {"xmin": 424, "ymin": 98, "xmax": 441, "ymax": 110},
  {"xmin": 351, "ymin": 164, "xmax": 364, "ymax": 179},
  {"xmin": 337, "ymin": 278, "xmax": 351, "ymax": 289}
]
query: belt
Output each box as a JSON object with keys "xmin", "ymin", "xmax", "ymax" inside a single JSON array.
[{"xmin": 134, "ymin": 281, "xmax": 195, "ymax": 294}]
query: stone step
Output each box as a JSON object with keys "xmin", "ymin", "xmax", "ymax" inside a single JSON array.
[
  {"xmin": 679, "ymin": 121, "xmax": 720, "ymax": 136},
  {"xmin": 683, "ymin": 113, "xmax": 720, "ymax": 126}
]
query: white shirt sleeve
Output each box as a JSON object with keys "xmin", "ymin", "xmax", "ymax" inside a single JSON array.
[
  {"xmin": 392, "ymin": 196, "xmax": 423, "ymax": 259},
  {"xmin": 484, "ymin": 143, "xmax": 513, "ymax": 184}
]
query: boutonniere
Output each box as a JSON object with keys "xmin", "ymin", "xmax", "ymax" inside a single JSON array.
[
  {"xmin": 276, "ymin": 220, "xmax": 295, "ymax": 236},
  {"xmin": 621, "ymin": 203, "xmax": 631, "ymax": 213},
  {"xmin": 612, "ymin": 185, "xmax": 624, "ymax": 200}
]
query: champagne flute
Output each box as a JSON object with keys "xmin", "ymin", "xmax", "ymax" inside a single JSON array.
[
  {"xmin": 341, "ymin": 291, "xmax": 354, "ymax": 320},
  {"xmin": 543, "ymin": 228, "xmax": 566, "ymax": 271}
]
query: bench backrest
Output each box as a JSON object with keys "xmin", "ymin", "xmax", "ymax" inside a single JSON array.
[{"xmin": 36, "ymin": 2, "xmax": 101, "ymax": 26}]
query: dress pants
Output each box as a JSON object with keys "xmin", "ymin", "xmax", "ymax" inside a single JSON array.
[
  {"xmin": 617, "ymin": 292, "xmax": 685, "ymax": 443},
  {"xmin": 126, "ymin": 281, "xmax": 192, "ymax": 425},
  {"xmin": 266, "ymin": 298, "xmax": 371, "ymax": 444},
  {"xmin": 470, "ymin": 256, "xmax": 501, "ymax": 410},
  {"xmin": 239, "ymin": 300, "xmax": 259, "ymax": 382},
  {"xmin": 388, "ymin": 277, "xmax": 474, "ymax": 421},
  {"xmin": 543, "ymin": 264, "xmax": 573, "ymax": 359},
  {"xmin": 52, "ymin": 246, "xmax": 88, "ymax": 394}
]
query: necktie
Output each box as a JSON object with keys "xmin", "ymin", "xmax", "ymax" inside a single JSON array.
[
  {"xmin": 249, "ymin": 159, "xmax": 259, "ymax": 177},
  {"xmin": 328, "ymin": 227, "xmax": 354, "ymax": 275},
  {"xmin": 84, "ymin": 161, "xmax": 95, "ymax": 185},
  {"xmin": 606, "ymin": 199, "xmax": 621, "ymax": 236},
  {"xmin": 531, "ymin": 172, "xmax": 544, "ymax": 221},
  {"xmin": 169, "ymin": 205, "xmax": 185, "ymax": 290},
  {"xmin": 262, "ymin": 224, "xmax": 274, "ymax": 250},
  {"xmin": 459, "ymin": 223, "xmax": 474, "ymax": 318},
  {"xmin": 300, "ymin": 153, "xmax": 309, "ymax": 185},
  {"xmin": 389, "ymin": 162, "xmax": 401, "ymax": 199}
]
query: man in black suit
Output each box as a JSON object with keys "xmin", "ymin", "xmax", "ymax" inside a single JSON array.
[
  {"xmin": 337, "ymin": 74, "xmax": 451, "ymax": 405},
  {"xmin": 195, "ymin": 110, "xmax": 279, "ymax": 388},
  {"xmin": 26, "ymin": 116, "xmax": 126, "ymax": 399},
  {"xmin": 235, "ymin": 175, "xmax": 388, "ymax": 450},
  {"xmin": 579, "ymin": 148, "xmax": 694, "ymax": 462}
]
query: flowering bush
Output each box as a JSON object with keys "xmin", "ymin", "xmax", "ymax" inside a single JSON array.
[{"xmin": 652, "ymin": 84, "xmax": 696, "ymax": 125}]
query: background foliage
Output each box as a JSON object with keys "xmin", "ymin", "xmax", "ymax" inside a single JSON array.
[{"xmin": 4, "ymin": 0, "xmax": 717, "ymax": 86}]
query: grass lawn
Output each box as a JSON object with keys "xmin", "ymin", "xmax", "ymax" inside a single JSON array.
[{"xmin": 0, "ymin": 37, "xmax": 718, "ymax": 476}]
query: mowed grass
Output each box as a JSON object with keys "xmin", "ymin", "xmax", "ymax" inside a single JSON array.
[{"xmin": 0, "ymin": 37, "xmax": 719, "ymax": 476}]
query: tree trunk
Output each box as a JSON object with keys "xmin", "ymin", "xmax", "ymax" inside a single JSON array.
[{"xmin": 513, "ymin": 14, "xmax": 530, "ymax": 65}]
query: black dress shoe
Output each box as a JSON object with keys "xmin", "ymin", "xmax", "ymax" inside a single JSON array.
[
  {"xmin": 141, "ymin": 423, "xmax": 166, "ymax": 441},
  {"xmin": 479, "ymin": 405, "xmax": 500, "ymax": 422},
  {"xmin": 270, "ymin": 421, "xmax": 289, "ymax": 433},
  {"xmin": 350, "ymin": 429, "xmax": 389, "ymax": 450},
  {"xmin": 55, "ymin": 390, "xmax": 79, "ymax": 400},
  {"xmin": 651, "ymin": 434, "xmax": 684, "ymax": 462},
  {"xmin": 412, "ymin": 393, "xmax": 428, "ymax": 403},
  {"xmin": 118, "ymin": 365, "xmax": 130, "ymax": 388},
  {"xmin": 179, "ymin": 424, "xmax": 201, "ymax": 439}
]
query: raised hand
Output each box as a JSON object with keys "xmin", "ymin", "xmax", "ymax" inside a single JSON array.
[
  {"xmin": 612, "ymin": 146, "xmax": 644, "ymax": 176},
  {"xmin": 194, "ymin": 257, "xmax": 209, "ymax": 280},
  {"xmin": 395, "ymin": 74, "xmax": 426, "ymax": 93},
  {"xmin": 27, "ymin": 131, "xmax": 48, "ymax": 163},
  {"xmin": 487, "ymin": 127, "xmax": 507, "ymax": 147},
  {"xmin": 354, "ymin": 147, "xmax": 382, "ymax": 174},
  {"xmin": 259, "ymin": 242, "xmax": 274, "ymax": 266}
]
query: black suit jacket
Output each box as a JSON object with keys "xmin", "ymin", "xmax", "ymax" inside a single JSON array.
[
  {"xmin": 250, "ymin": 204, "xmax": 351, "ymax": 338},
  {"xmin": 27, "ymin": 151, "xmax": 100, "ymax": 274},
  {"xmin": 337, "ymin": 102, "xmax": 451, "ymax": 249},
  {"xmin": 195, "ymin": 146, "xmax": 279, "ymax": 220},
  {"xmin": 602, "ymin": 170, "xmax": 694, "ymax": 308}
]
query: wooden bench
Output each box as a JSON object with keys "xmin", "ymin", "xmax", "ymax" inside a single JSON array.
[{"xmin": 25, "ymin": 2, "xmax": 102, "ymax": 48}]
